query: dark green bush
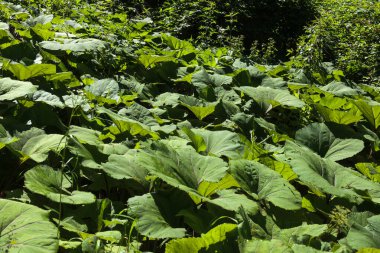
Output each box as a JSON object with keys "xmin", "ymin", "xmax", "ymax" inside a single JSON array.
[
  {"xmin": 294, "ymin": 0, "xmax": 380, "ymax": 84},
  {"xmin": 126, "ymin": 0, "xmax": 317, "ymax": 60}
]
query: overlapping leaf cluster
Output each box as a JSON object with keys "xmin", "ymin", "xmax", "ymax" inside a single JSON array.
[{"xmin": 0, "ymin": 1, "xmax": 379, "ymax": 253}]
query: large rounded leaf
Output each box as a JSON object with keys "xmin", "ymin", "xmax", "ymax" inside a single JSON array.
[
  {"xmin": 137, "ymin": 141, "xmax": 228, "ymax": 196},
  {"xmin": 128, "ymin": 192, "xmax": 189, "ymax": 239},
  {"xmin": 0, "ymin": 199, "xmax": 58, "ymax": 253},
  {"xmin": 21, "ymin": 134, "xmax": 67, "ymax": 162},
  {"xmin": 184, "ymin": 128, "xmax": 243, "ymax": 158},
  {"xmin": 284, "ymin": 141, "xmax": 380, "ymax": 204},
  {"xmin": 230, "ymin": 159, "xmax": 302, "ymax": 210},
  {"xmin": 40, "ymin": 38, "xmax": 107, "ymax": 53},
  {"xmin": 165, "ymin": 223, "xmax": 238, "ymax": 253},
  {"xmin": 0, "ymin": 78, "xmax": 37, "ymax": 101},
  {"xmin": 237, "ymin": 86, "xmax": 305, "ymax": 108},
  {"xmin": 24, "ymin": 165, "xmax": 96, "ymax": 204},
  {"xmin": 295, "ymin": 123, "xmax": 364, "ymax": 161},
  {"xmin": 101, "ymin": 152, "xmax": 150, "ymax": 188},
  {"xmin": 342, "ymin": 214, "xmax": 380, "ymax": 250}
]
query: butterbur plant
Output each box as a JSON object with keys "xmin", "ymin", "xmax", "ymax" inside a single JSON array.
[{"xmin": 0, "ymin": 0, "xmax": 380, "ymax": 252}]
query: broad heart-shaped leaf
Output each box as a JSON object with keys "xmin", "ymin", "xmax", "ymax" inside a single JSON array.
[
  {"xmin": 192, "ymin": 69, "xmax": 232, "ymax": 89},
  {"xmin": 295, "ymin": 124, "xmax": 335, "ymax": 155},
  {"xmin": 135, "ymin": 140, "xmax": 238, "ymax": 209},
  {"xmin": 137, "ymin": 141, "xmax": 228, "ymax": 197},
  {"xmin": 138, "ymin": 54, "xmax": 177, "ymax": 68},
  {"xmin": 230, "ymin": 160, "xmax": 302, "ymax": 210},
  {"xmin": 101, "ymin": 151, "xmax": 149, "ymax": 188},
  {"xmin": 295, "ymin": 123, "xmax": 364, "ymax": 161},
  {"xmin": 161, "ymin": 34, "xmax": 194, "ymax": 51},
  {"xmin": 24, "ymin": 165, "xmax": 96, "ymax": 204},
  {"xmin": 0, "ymin": 199, "xmax": 59, "ymax": 253},
  {"xmin": 68, "ymin": 125, "xmax": 102, "ymax": 146},
  {"xmin": 84, "ymin": 78, "xmax": 120, "ymax": 102},
  {"xmin": 284, "ymin": 141, "xmax": 380, "ymax": 204},
  {"xmin": 179, "ymin": 96, "xmax": 217, "ymax": 120},
  {"xmin": 242, "ymin": 240, "xmax": 328, "ymax": 253},
  {"xmin": 320, "ymin": 81, "xmax": 360, "ymax": 97},
  {"xmin": 182, "ymin": 127, "xmax": 207, "ymax": 152},
  {"xmin": 316, "ymin": 105, "xmax": 362, "ymax": 125},
  {"xmin": 240, "ymin": 239, "xmax": 292, "ymax": 253},
  {"xmin": 354, "ymin": 100, "xmax": 380, "ymax": 129},
  {"xmin": 33, "ymin": 90, "xmax": 65, "ymax": 108},
  {"xmin": 206, "ymin": 189, "xmax": 259, "ymax": 215},
  {"xmin": 97, "ymin": 107, "xmax": 159, "ymax": 139},
  {"xmin": 21, "ymin": 134, "xmax": 67, "ymax": 162},
  {"xmin": 40, "ymin": 38, "xmax": 107, "ymax": 53},
  {"xmin": 128, "ymin": 192, "xmax": 190, "ymax": 239},
  {"xmin": 0, "ymin": 124, "xmax": 17, "ymax": 150},
  {"xmin": 165, "ymin": 223, "xmax": 238, "ymax": 253},
  {"xmin": 274, "ymin": 223, "xmax": 328, "ymax": 245},
  {"xmin": 342, "ymin": 214, "xmax": 380, "ymax": 250},
  {"xmin": 4, "ymin": 63, "xmax": 56, "ymax": 80},
  {"xmin": 0, "ymin": 78, "xmax": 37, "ymax": 101},
  {"xmin": 324, "ymin": 138, "xmax": 364, "ymax": 161},
  {"xmin": 237, "ymin": 86, "xmax": 305, "ymax": 108},
  {"xmin": 355, "ymin": 163, "xmax": 380, "ymax": 182},
  {"xmin": 183, "ymin": 128, "xmax": 243, "ymax": 158}
]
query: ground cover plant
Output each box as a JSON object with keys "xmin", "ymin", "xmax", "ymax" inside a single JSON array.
[{"xmin": 0, "ymin": 0, "xmax": 379, "ymax": 252}]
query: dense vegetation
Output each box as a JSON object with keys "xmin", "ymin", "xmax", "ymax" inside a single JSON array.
[{"xmin": 0, "ymin": 0, "xmax": 379, "ymax": 252}]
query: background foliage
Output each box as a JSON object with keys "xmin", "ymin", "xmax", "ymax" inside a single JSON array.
[{"xmin": 0, "ymin": 0, "xmax": 379, "ymax": 252}]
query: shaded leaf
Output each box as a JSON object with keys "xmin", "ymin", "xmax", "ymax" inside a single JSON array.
[{"xmin": 0, "ymin": 199, "xmax": 58, "ymax": 253}]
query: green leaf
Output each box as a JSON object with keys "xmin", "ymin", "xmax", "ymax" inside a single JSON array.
[
  {"xmin": 197, "ymin": 174, "xmax": 240, "ymax": 198},
  {"xmin": 316, "ymin": 105, "xmax": 362, "ymax": 125},
  {"xmin": 21, "ymin": 134, "xmax": 67, "ymax": 162},
  {"xmin": 295, "ymin": 123, "xmax": 364, "ymax": 161},
  {"xmin": 355, "ymin": 163, "xmax": 380, "ymax": 182},
  {"xmin": 320, "ymin": 81, "xmax": 360, "ymax": 97},
  {"xmin": 128, "ymin": 192, "xmax": 187, "ymax": 239},
  {"xmin": 97, "ymin": 107, "xmax": 159, "ymax": 139},
  {"xmin": 237, "ymin": 86, "xmax": 305, "ymax": 108},
  {"xmin": 24, "ymin": 165, "xmax": 96, "ymax": 204},
  {"xmin": 192, "ymin": 69, "xmax": 232, "ymax": 89},
  {"xmin": 4, "ymin": 63, "xmax": 56, "ymax": 80},
  {"xmin": 0, "ymin": 124, "xmax": 18, "ymax": 150},
  {"xmin": 179, "ymin": 96, "xmax": 216, "ymax": 120},
  {"xmin": 295, "ymin": 123, "xmax": 334, "ymax": 156},
  {"xmin": 33, "ymin": 90, "xmax": 64, "ymax": 108},
  {"xmin": 162, "ymin": 34, "xmax": 194, "ymax": 51},
  {"xmin": 95, "ymin": 231, "xmax": 121, "ymax": 243},
  {"xmin": 31, "ymin": 24, "xmax": 55, "ymax": 41},
  {"xmin": 165, "ymin": 223, "xmax": 238, "ymax": 253},
  {"xmin": 356, "ymin": 249, "xmax": 380, "ymax": 253},
  {"xmin": 324, "ymin": 138, "xmax": 364, "ymax": 161},
  {"xmin": 354, "ymin": 100, "xmax": 380, "ymax": 129},
  {"xmin": 0, "ymin": 199, "xmax": 58, "ymax": 253},
  {"xmin": 183, "ymin": 128, "xmax": 243, "ymax": 158},
  {"xmin": 284, "ymin": 141, "xmax": 380, "ymax": 204},
  {"xmin": 0, "ymin": 78, "xmax": 37, "ymax": 101},
  {"xmin": 182, "ymin": 127, "xmax": 207, "ymax": 153},
  {"xmin": 69, "ymin": 125, "xmax": 102, "ymax": 146},
  {"xmin": 206, "ymin": 189, "xmax": 259, "ymax": 215},
  {"xmin": 138, "ymin": 55, "xmax": 177, "ymax": 68},
  {"xmin": 84, "ymin": 78, "xmax": 119, "ymax": 102},
  {"xmin": 137, "ymin": 141, "xmax": 228, "ymax": 197},
  {"xmin": 101, "ymin": 151, "xmax": 149, "ymax": 187},
  {"xmin": 240, "ymin": 239, "xmax": 292, "ymax": 253},
  {"xmin": 230, "ymin": 159, "xmax": 302, "ymax": 210},
  {"xmin": 343, "ymin": 214, "xmax": 380, "ymax": 250},
  {"xmin": 40, "ymin": 38, "xmax": 107, "ymax": 53},
  {"xmin": 241, "ymin": 223, "xmax": 329, "ymax": 253},
  {"xmin": 274, "ymin": 223, "xmax": 328, "ymax": 245}
]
